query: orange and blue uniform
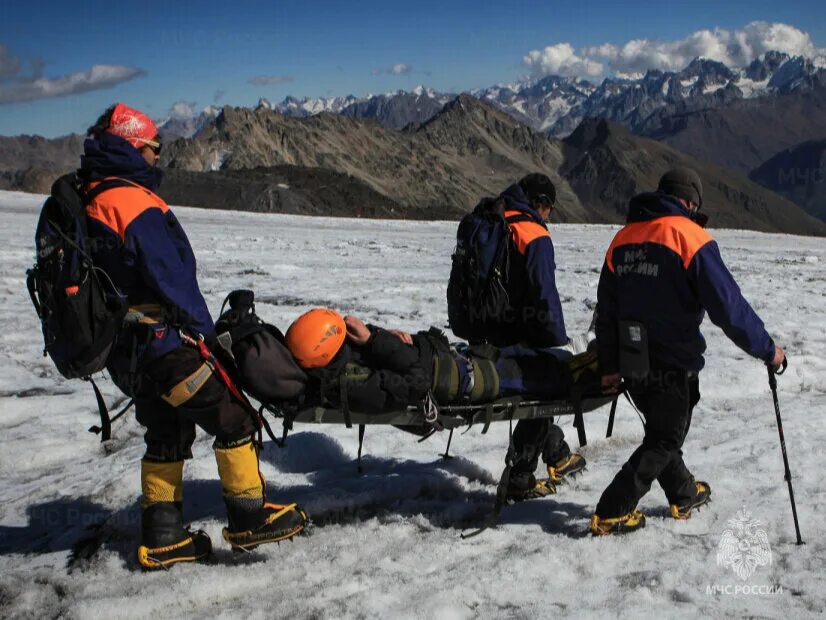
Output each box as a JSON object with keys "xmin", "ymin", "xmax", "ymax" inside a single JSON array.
[
  {"xmin": 593, "ymin": 191, "xmax": 775, "ymax": 520},
  {"xmin": 596, "ymin": 191, "xmax": 775, "ymax": 373},
  {"xmin": 80, "ymin": 133, "xmax": 214, "ymax": 367},
  {"xmin": 79, "ymin": 132, "xmax": 254, "ymax": 461},
  {"xmin": 494, "ymin": 183, "xmax": 568, "ymax": 348},
  {"xmin": 77, "ymin": 116, "xmax": 305, "ymax": 566},
  {"xmin": 495, "ymin": 183, "xmax": 571, "ymax": 495}
]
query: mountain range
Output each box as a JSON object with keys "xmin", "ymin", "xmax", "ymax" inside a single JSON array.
[
  {"xmin": 152, "ymin": 50, "xmax": 826, "ymax": 223},
  {"xmin": 181, "ymin": 51, "xmax": 820, "ymax": 143},
  {"xmin": 2, "ymin": 92, "xmax": 822, "ymax": 235},
  {"xmin": 1, "ymin": 51, "xmax": 824, "ymax": 235}
]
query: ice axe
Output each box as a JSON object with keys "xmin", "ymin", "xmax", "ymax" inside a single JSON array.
[{"xmin": 767, "ymin": 357, "xmax": 804, "ymax": 545}]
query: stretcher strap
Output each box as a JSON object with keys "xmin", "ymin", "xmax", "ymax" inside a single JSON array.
[
  {"xmin": 432, "ymin": 347, "xmax": 459, "ymax": 403},
  {"xmin": 470, "ymin": 358, "xmax": 499, "ymax": 403},
  {"xmin": 606, "ymin": 396, "xmax": 619, "ymax": 438},
  {"xmin": 339, "ymin": 373, "xmax": 352, "ymax": 429},
  {"xmin": 357, "ymin": 424, "xmax": 366, "ymax": 473},
  {"xmin": 481, "ymin": 403, "xmax": 494, "ymax": 435},
  {"xmin": 573, "ymin": 398, "xmax": 587, "ymax": 447}
]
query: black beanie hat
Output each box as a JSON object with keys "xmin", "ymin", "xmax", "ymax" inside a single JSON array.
[
  {"xmin": 518, "ymin": 173, "xmax": 556, "ymax": 206},
  {"xmin": 658, "ymin": 167, "xmax": 703, "ymax": 207}
]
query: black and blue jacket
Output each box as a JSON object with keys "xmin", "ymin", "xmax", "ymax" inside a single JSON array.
[
  {"xmin": 596, "ymin": 192, "xmax": 775, "ymax": 373},
  {"xmin": 493, "ymin": 183, "xmax": 568, "ymax": 348}
]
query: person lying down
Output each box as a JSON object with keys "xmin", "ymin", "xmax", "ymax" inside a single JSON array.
[{"xmin": 276, "ymin": 308, "xmax": 599, "ymax": 415}]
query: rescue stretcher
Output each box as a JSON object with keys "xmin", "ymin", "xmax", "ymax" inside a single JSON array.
[
  {"xmin": 263, "ymin": 393, "xmax": 623, "ymax": 537},
  {"xmin": 265, "ymin": 392, "xmax": 622, "ymax": 450}
]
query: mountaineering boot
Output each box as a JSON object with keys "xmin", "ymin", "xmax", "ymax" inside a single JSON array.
[
  {"xmin": 590, "ymin": 510, "xmax": 646, "ymax": 536},
  {"xmin": 670, "ymin": 481, "xmax": 711, "ymax": 520},
  {"xmin": 137, "ymin": 460, "xmax": 212, "ymax": 570},
  {"xmin": 505, "ymin": 472, "xmax": 557, "ymax": 501},
  {"xmin": 224, "ymin": 501, "xmax": 310, "ymax": 551},
  {"xmin": 547, "ymin": 453, "xmax": 587, "ymax": 484},
  {"xmin": 215, "ymin": 438, "xmax": 308, "ymax": 551}
]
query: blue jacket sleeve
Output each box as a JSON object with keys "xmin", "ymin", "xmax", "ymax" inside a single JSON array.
[
  {"xmin": 523, "ymin": 236, "xmax": 568, "ymax": 347},
  {"xmin": 689, "ymin": 241, "xmax": 775, "ymax": 363},
  {"xmin": 126, "ymin": 208, "xmax": 215, "ymax": 337},
  {"xmin": 595, "ymin": 261, "xmax": 620, "ymax": 374}
]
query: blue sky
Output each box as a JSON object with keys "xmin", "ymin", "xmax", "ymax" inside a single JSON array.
[{"xmin": 1, "ymin": 0, "xmax": 824, "ymax": 137}]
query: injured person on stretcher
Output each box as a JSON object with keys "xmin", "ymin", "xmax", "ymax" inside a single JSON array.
[
  {"xmin": 288, "ymin": 310, "xmax": 596, "ymax": 415},
  {"xmin": 213, "ymin": 292, "xmax": 601, "ymax": 418}
]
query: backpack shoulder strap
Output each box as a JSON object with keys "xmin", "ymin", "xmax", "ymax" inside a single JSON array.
[
  {"xmin": 504, "ymin": 213, "xmax": 533, "ymax": 225},
  {"xmin": 81, "ymin": 178, "xmax": 136, "ymax": 206}
]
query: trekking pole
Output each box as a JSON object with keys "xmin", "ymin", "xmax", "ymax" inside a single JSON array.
[{"xmin": 766, "ymin": 358, "xmax": 804, "ymax": 545}]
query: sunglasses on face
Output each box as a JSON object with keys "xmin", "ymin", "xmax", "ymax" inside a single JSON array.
[{"xmin": 138, "ymin": 138, "xmax": 162, "ymax": 155}]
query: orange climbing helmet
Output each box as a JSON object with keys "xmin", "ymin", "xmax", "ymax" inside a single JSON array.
[{"xmin": 285, "ymin": 308, "xmax": 347, "ymax": 368}]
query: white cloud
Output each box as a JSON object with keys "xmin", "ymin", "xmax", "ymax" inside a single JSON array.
[
  {"xmin": 0, "ymin": 64, "xmax": 146, "ymax": 105},
  {"xmin": 168, "ymin": 100, "xmax": 197, "ymax": 119},
  {"xmin": 583, "ymin": 21, "xmax": 825, "ymax": 75},
  {"xmin": 249, "ymin": 75, "xmax": 294, "ymax": 86},
  {"xmin": 523, "ymin": 21, "xmax": 826, "ymax": 79},
  {"xmin": 372, "ymin": 63, "xmax": 413, "ymax": 76},
  {"xmin": 523, "ymin": 42, "xmax": 603, "ymax": 77}
]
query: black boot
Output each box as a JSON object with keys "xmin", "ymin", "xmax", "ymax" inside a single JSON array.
[
  {"xmin": 138, "ymin": 502, "xmax": 212, "ymax": 570},
  {"xmin": 223, "ymin": 501, "xmax": 309, "ymax": 551},
  {"xmin": 590, "ymin": 510, "xmax": 646, "ymax": 536},
  {"xmin": 547, "ymin": 453, "xmax": 587, "ymax": 484},
  {"xmin": 505, "ymin": 471, "xmax": 557, "ymax": 501},
  {"xmin": 670, "ymin": 481, "xmax": 711, "ymax": 519}
]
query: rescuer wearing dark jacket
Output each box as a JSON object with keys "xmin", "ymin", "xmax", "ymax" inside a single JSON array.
[
  {"xmin": 492, "ymin": 178, "xmax": 567, "ymax": 348},
  {"xmin": 486, "ymin": 175, "xmax": 586, "ymax": 501},
  {"xmin": 80, "ymin": 103, "xmax": 306, "ymax": 568},
  {"xmin": 590, "ymin": 168, "xmax": 786, "ymax": 536}
]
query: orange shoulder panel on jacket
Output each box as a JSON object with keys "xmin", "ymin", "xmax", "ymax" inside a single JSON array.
[
  {"xmin": 504, "ymin": 210, "xmax": 550, "ymax": 255},
  {"xmin": 605, "ymin": 215, "xmax": 713, "ymax": 272},
  {"xmin": 85, "ymin": 181, "xmax": 169, "ymax": 241}
]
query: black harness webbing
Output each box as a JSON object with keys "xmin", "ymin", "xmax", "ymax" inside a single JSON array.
[
  {"xmin": 339, "ymin": 373, "xmax": 353, "ymax": 429},
  {"xmin": 605, "ymin": 396, "xmax": 619, "ymax": 438},
  {"xmin": 357, "ymin": 424, "xmax": 366, "ymax": 474},
  {"xmin": 442, "ymin": 428, "xmax": 455, "ymax": 459},
  {"xmin": 568, "ymin": 385, "xmax": 587, "ymax": 447},
  {"xmin": 88, "ymin": 378, "xmax": 112, "ymax": 441},
  {"xmin": 88, "ymin": 393, "xmax": 134, "ymax": 440},
  {"xmin": 481, "ymin": 403, "xmax": 494, "ymax": 435}
]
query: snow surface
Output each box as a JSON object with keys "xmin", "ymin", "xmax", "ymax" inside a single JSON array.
[{"xmin": 0, "ymin": 190, "xmax": 824, "ymax": 618}]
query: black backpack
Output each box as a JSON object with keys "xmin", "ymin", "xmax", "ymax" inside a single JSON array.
[
  {"xmin": 214, "ymin": 290, "xmax": 307, "ymax": 406},
  {"xmin": 26, "ymin": 173, "xmax": 131, "ymax": 379},
  {"xmin": 446, "ymin": 197, "xmax": 531, "ymax": 342}
]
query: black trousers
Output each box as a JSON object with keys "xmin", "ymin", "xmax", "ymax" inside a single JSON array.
[
  {"xmin": 595, "ymin": 370, "xmax": 700, "ymax": 518},
  {"xmin": 133, "ymin": 346, "xmax": 257, "ymax": 462},
  {"xmin": 509, "ymin": 418, "xmax": 571, "ymax": 490}
]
